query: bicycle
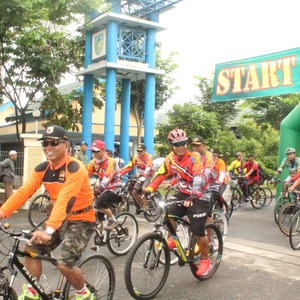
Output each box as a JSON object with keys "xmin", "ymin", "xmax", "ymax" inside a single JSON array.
[
  {"xmin": 289, "ymin": 194, "xmax": 300, "ymax": 250},
  {"xmin": 164, "ymin": 185, "xmax": 179, "ymax": 201},
  {"xmin": 0, "ymin": 223, "xmax": 115, "ymax": 299},
  {"xmin": 273, "ymin": 178, "xmax": 295, "ymax": 224},
  {"xmin": 124, "ymin": 199, "xmax": 223, "ymax": 299},
  {"xmin": 277, "ymin": 190, "xmax": 300, "ymax": 236},
  {"xmin": 119, "ymin": 175, "xmax": 163, "ymax": 222},
  {"xmin": 27, "ymin": 190, "xmax": 52, "ymax": 228},
  {"xmin": 92, "ymin": 201, "xmax": 139, "ymax": 256},
  {"xmin": 229, "ymin": 175, "xmax": 266, "ymax": 210}
]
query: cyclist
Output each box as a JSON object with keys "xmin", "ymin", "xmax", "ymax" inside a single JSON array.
[
  {"xmin": 227, "ymin": 152, "xmax": 244, "ymax": 176},
  {"xmin": 74, "ymin": 141, "xmax": 88, "ymax": 166},
  {"xmin": 288, "ymin": 172, "xmax": 300, "ymax": 192},
  {"xmin": 241, "ymin": 153, "xmax": 260, "ymax": 201},
  {"xmin": 0, "ymin": 125, "xmax": 95, "ymax": 300},
  {"xmin": 145, "ymin": 128, "xmax": 213, "ymax": 276},
  {"xmin": 87, "ymin": 140, "xmax": 122, "ymax": 231},
  {"xmin": 272, "ymin": 148, "xmax": 300, "ymax": 192},
  {"xmin": 117, "ymin": 144, "xmax": 155, "ymax": 214}
]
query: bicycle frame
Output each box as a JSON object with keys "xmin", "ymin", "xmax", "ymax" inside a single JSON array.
[{"xmin": 1, "ymin": 234, "xmax": 63, "ymax": 300}]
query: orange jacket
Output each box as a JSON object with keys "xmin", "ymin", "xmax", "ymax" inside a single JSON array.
[{"xmin": 0, "ymin": 156, "xmax": 95, "ymax": 230}]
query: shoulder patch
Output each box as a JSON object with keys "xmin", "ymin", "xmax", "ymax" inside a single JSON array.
[
  {"xmin": 35, "ymin": 161, "xmax": 49, "ymax": 173},
  {"xmin": 68, "ymin": 160, "xmax": 80, "ymax": 173}
]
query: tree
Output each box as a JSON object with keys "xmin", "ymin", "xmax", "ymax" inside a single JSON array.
[
  {"xmin": 129, "ymin": 50, "xmax": 179, "ymax": 144},
  {"xmin": 0, "ymin": 0, "xmax": 104, "ymax": 142},
  {"xmin": 194, "ymin": 76, "xmax": 239, "ymax": 128},
  {"xmin": 240, "ymin": 94, "xmax": 300, "ymax": 130}
]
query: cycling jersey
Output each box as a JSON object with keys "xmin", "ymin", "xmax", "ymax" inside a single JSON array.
[
  {"xmin": 87, "ymin": 154, "xmax": 115, "ymax": 188},
  {"xmin": 199, "ymin": 150, "xmax": 216, "ymax": 183},
  {"xmin": 119, "ymin": 153, "xmax": 155, "ymax": 178},
  {"xmin": 243, "ymin": 161, "xmax": 259, "ymax": 181},
  {"xmin": 277, "ymin": 157, "xmax": 300, "ymax": 177},
  {"xmin": 228, "ymin": 159, "xmax": 243, "ymax": 175},
  {"xmin": 0, "ymin": 156, "xmax": 95, "ymax": 230},
  {"xmin": 146, "ymin": 150, "xmax": 208, "ymax": 198},
  {"xmin": 214, "ymin": 157, "xmax": 228, "ymax": 184}
]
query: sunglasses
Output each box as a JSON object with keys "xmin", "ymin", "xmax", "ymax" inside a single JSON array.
[
  {"xmin": 137, "ymin": 150, "xmax": 144, "ymax": 153},
  {"xmin": 92, "ymin": 150, "xmax": 101, "ymax": 153},
  {"xmin": 41, "ymin": 140, "xmax": 67, "ymax": 147},
  {"xmin": 172, "ymin": 141, "xmax": 187, "ymax": 147}
]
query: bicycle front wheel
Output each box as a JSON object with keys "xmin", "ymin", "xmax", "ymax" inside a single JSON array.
[
  {"xmin": 27, "ymin": 193, "xmax": 52, "ymax": 228},
  {"xmin": 144, "ymin": 193, "xmax": 162, "ymax": 222},
  {"xmin": 124, "ymin": 232, "xmax": 170, "ymax": 299},
  {"xmin": 274, "ymin": 195, "xmax": 290, "ymax": 224},
  {"xmin": 250, "ymin": 187, "xmax": 266, "ymax": 209},
  {"xmin": 190, "ymin": 223, "xmax": 223, "ymax": 281},
  {"xmin": 231, "ymin": 188, "xmax": 241, "ymax": 210},
  {"xmin": 290, "ymin": 211, "xmax": 300, "ymax": 250},
  {"xmin": 278, "ymin": 202, "xmax": 299, "ymax": 236},
  {"xmin": 212, "ymin": 210, "xmax": 227, "ymax": 244},
  {"xmin": 107, "ymin": 212, "xmax": 138, "ymax": 256},
  {"xmin": 64, "ymin": 254, "xmax": 115, "ymax": 300}
]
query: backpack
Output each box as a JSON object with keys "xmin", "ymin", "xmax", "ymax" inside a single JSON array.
[{"xmin": 258, "ymin": 164, "xmax": 267, "ymax": 184}]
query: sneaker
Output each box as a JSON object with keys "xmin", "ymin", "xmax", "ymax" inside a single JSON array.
[
  {"xmin": 18, "ymin": 284, "xmax": 39, "ymax": 300},
  {"xmin": 104, "ymin": 220, "xmax": 118, "ymax": 231},
  {"xmin": 196, "ymin": 259, "xmax": 212, "ymax": 276},
  {"xmin": 75, "ymin": 288, "xmax": 94, "ymax": 300},
  {"xmin": 245, "ymin": 197, "xmax": 251, "ymax": 202},
  {"xmin": 167, "ymin": 237, "xmax": 176, "ymax": 249}
]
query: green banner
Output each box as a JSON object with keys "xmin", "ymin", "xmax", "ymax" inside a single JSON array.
[{"xmin": 212, "ymin": 48, "xmax": 300, "ymax": 102}]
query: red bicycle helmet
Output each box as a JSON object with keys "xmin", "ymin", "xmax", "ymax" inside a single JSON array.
[{"xmin": 167, "ymin": 129, "xmax": 188, "ymax": 144}]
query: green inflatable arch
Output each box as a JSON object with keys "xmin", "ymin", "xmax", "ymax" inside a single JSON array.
[{"xmin": 277, "ymin": 103, "xmax": 300, "ymax": 195}]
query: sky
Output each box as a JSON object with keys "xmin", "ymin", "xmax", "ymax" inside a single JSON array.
[{"xmin": 156, "ymin": 0, "xmax": 300, "ymax": 112}]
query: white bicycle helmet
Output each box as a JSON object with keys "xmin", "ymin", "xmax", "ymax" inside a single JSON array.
[
  {"xmin": 167, "ymin": 129, "xmax": 188, "ymax": 144},
  {"xmin": 285, "ymin": 147, "xmax": 296, "ymax": 154}
]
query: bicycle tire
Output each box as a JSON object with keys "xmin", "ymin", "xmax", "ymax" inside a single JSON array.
[
  {"xmin": 124, "ymin": 232, "xmax": 170, "ymax": 299},
  {"xmin": 263, "ymin": 187, "xmax": 273, "ymax": 207},
  {"xmin": 107, "ymin": 212, "xmax": 138, "ymax": 256},
  {"xmin": 190, "ymin": 223, "xmax": 223, "ymax": 281},
  {"xmin": 274, "ymin": 195, "xmax": 290, "ymax": 224},
  {"xmin": 250, "ymin": 187, "xmax": 266, "ymax": 209},
  {"xmin": 27, "ymin": 193, "xmax": 52, "ymax": 228},
  {"xmin": 289, "ymin": 211, "xmax": 300, "ymax": 250},
  {"xmin": 278, "ymin": 202, "xmax": 300, "ymax": 236},
  {"xmin": 64, "ymin": 254, "xmax": 115, "ymax": 300},
  {"xmin": 212, "ymin": 210, "xmax": 227, "ymax": 244},
  {"xmin": 231, "ymin": 188, "xmax": 241, "ymax": 210},
  {"xmin": 143, "ymin": 193, "xmax": 162, "ymax": 222}
]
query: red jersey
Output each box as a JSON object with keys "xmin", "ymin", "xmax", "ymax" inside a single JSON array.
[
  {"xmin": 244, "ymin": 161, "xmax": 259, "ymax": 181},
  {"xmin": 146, "ymin": 150, "xmax": 208, "ymax": 197}
]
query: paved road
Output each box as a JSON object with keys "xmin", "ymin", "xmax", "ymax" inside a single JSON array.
[{"xmin": 3, "ymin": 199, "xmax": 300, "ymax": 299}]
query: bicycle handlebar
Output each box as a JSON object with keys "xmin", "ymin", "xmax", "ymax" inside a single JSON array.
[{"xmin": 0, "ymin": 223, "xmax": 33, "ymax": 241}]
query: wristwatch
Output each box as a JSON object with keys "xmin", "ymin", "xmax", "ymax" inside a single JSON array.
[{"xmin": 45, "ymin": 227, "xmax": 55, "ymax": 235}]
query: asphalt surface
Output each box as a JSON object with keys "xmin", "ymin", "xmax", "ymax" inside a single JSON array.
[{"xmin": 2, "ymin": 199, "xmax": 300, "ymax": 299}]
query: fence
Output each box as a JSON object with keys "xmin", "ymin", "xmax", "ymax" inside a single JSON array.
[{"xmin": 0, "ymin": 151, "xmax": 24, "ymax": 189}]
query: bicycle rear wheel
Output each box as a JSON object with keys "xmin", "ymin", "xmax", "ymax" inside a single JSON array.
[
  {"xmin": 290, "ymin": 211, "xmax": 300, "ymax": 250},
  {"xmin": 231, "ymin": 188, "xmax": 241, "ymax": 210},
  {"xmin": 278, "ymin": 202, "xmax": 299, "ymax": 236},
  {"xmin": 190, "ymin": 223, "xmax": 223, "ymax": 281},
  {"xmin": 27, "ymin": 193, "xmax": 52, "ymax": 228},
  {"xmin": 250, "ymin": 187, "xmax": 266, "ymax": 209},
  {"xmin": 107, "ymin": 212, "xmax": 138, "ymax": 256},
  {"xmin": 263, "ymin": 187, "xmax": 273, "ymax": 207},
  {"xmin": 124, "ymin": 232, "xmax": 170, "ymax": 299},
  {"xmin": 64, "ymin": 254, "xmax": 115, "ymax": 300}
]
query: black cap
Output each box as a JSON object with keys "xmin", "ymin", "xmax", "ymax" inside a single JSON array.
[
  {"xmin": 191, "ymin": 136, "xmax": 205, "ymax": 145},
  {"xmin": 38, "ymin": 125, "xmax": 68, "ymax": 141},
  {"xmin": 137, "ymin": 144, "xmax": 146, "ymax": 151},
  {"xmin": 247, "ymin": 153, "xmax": 254, "ymax": 158}
]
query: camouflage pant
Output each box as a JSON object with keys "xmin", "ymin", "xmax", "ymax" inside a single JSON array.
[{"xmin": 33, "ymin": 221, "xmax": 95, "ymax": 268}]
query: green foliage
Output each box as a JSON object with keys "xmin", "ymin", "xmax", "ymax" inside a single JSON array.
[{"xmin": 0, "ymin": 0, "xmax": 104, "ymax": 141}]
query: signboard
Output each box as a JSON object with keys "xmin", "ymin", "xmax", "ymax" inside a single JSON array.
[
  {"xmin": 212, "ymin": 48, "xmax": 300, "ymax": 102},
  {"xmin": 92, "ymin": 29, "xmax": 106, "ymax": 60}
]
